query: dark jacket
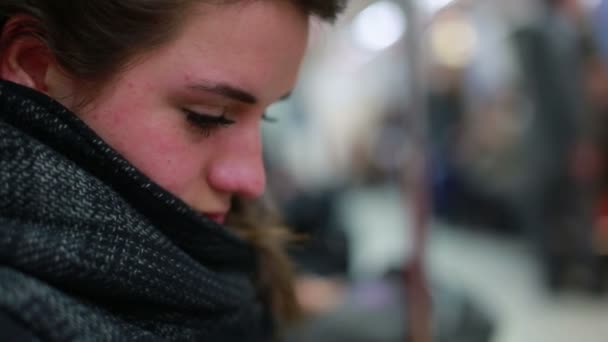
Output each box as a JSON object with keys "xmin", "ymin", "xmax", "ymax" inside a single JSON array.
[{"xmin": 0, "ymin": 80, "xmax": 271, "ymax": 341}]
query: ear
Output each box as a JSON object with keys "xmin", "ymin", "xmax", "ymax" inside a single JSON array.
[{"xmin": 0, "ymin": 15, "xmax": 56, "ymax": 93}]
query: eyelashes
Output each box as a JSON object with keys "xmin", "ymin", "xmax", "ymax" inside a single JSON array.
[
  {"xmin": 184, "ymin": 109, "xmax": 235, "ymax": 137},
  {"xmin": 183, "ymin": 109, "xmax": 279, "ymax": 137},
  {"xmin": 262, "ymin": 112, "xmax": 278, "ymax": 123}
]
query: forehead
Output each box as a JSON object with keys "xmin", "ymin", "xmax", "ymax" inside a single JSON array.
[{"xmin": 153, "ymin": 0, "xmax": 310, "ymax": 104}]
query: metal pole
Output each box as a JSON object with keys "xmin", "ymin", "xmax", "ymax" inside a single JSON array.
[{"xmin": 401, "ymin": 0, "xmax": 432, "ymax": 341}]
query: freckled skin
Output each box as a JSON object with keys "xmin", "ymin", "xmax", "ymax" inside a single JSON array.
[{"xmin": 66, "ymin": 2, "xmax": 309, "ymax": 216}]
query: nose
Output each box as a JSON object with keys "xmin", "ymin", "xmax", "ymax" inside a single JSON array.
[{"xmin": 206, "ymin": 127, "xmax": 266, "ymax": 199}]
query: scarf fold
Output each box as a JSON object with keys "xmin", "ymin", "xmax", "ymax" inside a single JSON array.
[{"xmin": 0, "ymin": 80, "xmax": 269, "ymax": 341}]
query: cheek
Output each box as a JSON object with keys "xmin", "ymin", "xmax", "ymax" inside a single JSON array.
[{"xmin": 83, "ymin": 102, "xmax": 207, "ymax": 196}]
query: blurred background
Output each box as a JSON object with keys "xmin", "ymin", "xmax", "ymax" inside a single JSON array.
[{"xmin": 262, "ymin": 0, "xmax": 608, "ymax": 341}]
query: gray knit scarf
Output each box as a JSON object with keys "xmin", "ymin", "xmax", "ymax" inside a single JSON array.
[{"xmin": 0, "ymin": 80, "xmax": 271, "ymax": 341}]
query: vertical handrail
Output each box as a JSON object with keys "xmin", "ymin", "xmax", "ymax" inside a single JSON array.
[{"xmin": 401, "ymin": 1, "xmax": 432, "ymax": 341}]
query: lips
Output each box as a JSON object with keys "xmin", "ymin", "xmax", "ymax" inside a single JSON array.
[{"xmin": 204, "ymin": 213, "xmax": 226, "ymax": 225}]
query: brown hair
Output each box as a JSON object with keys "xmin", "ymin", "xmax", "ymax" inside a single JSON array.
[
  {"xmin": 0, "ymin": 0, "xmax": 346, "ymax": 324},
  {"xmin": 227, "ymin": 197, "xmax": 302, "ymax": 322},
  {"xmin": 0, "ymin": 1, "xmax": 346, "ymax": 86}
]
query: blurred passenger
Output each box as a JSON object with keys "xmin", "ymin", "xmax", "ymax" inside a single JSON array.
[
  {"xmin": 427, "ymin": 70, "xmax": 467, "ymax": 222},
  {"xmin": 511, "ymin": 0, "xmax": 603, "ymax": 292},
  {"xmin": 0, "ymin": 0, "xmax": 347, "ymax": 340},
  {"xmin": 581, "ymin": 28, "xmax": 608, "ymax": 290}
]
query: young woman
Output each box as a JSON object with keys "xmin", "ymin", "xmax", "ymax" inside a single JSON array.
[{"xmin": 0, "ymin": 1, "xmax": 345, "ymax": 340}]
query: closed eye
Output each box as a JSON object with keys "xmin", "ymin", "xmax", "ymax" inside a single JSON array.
[
  {"xmin": 183, "ymin": 109, "xmax": 235, "ymax": 136},
  {"xmin": 262, "ymin": 112, "xmax": 278, "ymax": 123}
]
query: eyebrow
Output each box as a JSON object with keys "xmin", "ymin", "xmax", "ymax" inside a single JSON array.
[{"xmin": 189, "ymin": 81, "xmax": 292, "ymax": 104}]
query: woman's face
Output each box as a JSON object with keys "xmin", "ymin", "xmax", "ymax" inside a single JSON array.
[{"xmin": 65, "ymin": 1, "xmax": 309, "ymax": 224}]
